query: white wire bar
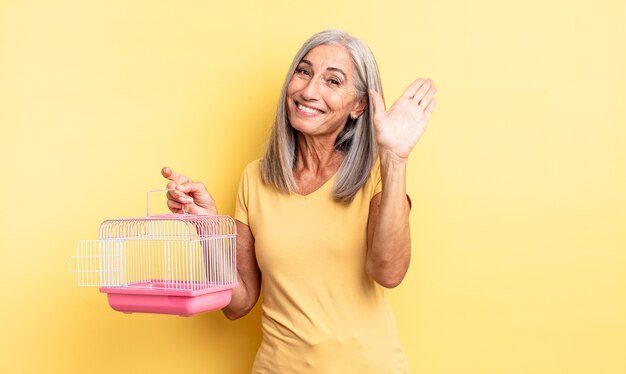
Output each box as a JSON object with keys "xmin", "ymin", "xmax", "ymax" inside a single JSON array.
[
  {"xmin": 71, "ymin": 215, "xmax": 237, "ymax": 291},
  {"xmin": 69, "ymin": 240, "xmax": 124, "ymax": 287}
]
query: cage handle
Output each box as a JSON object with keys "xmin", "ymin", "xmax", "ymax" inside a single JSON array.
[{"xmin": 146, "ymin": 188, "xmax": 187, "ymax": 216}]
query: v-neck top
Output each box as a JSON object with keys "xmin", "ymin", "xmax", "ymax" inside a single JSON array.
[
  {"xmin": 235, "ymin": 159, "xmax": 409, "ymax": 374},
  {"xmin": 292, "ymin": 168, "xmax": 337, "ymax": 199}
]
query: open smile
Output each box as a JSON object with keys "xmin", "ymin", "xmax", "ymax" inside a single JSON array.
[{"xmin": 295, "ymin": 101, "xmax": 324, "ymax": 115}]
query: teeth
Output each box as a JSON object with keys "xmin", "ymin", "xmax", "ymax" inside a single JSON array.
[{"xmin": 298, "ymin": 103, "xmax": 323, "ymax": 114}]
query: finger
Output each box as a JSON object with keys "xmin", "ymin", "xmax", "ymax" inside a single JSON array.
[
  {"xmin": 401, "ymin": 78, "xmax": 426, "ymax": 100},
  {"xmin": 167, "ymin": 190, "xmax": 192, "ymax": 204},
  {"xmin": 166, "ymin": 182, "xmax": 193, "ymax": 204},
  {"xmin": 418, "ymin": 86, "xmax": 437, "ymax": 108},
  {"xmin": 166, "ymin": 181, "xmax": 177, "ymax": 190},
  {"xmin": 410, "ymin": 79, "xmax": 433, "ymax": 103},
  {"xmin": 161, "ymin": 167, "xmax": 190, "ymax": 185},
  {"xmin": 166, "ymin": 199, "xmax": 185, "ymax": 214},
  {"xmin": 176, "ymin": 181, "xmax": 207, "ymax": 197},
  {"xmin": 174, "ymin": 181, "xmax": 211, "ymax": 205},
  {"xmin": 424, "ymin": 99, "xmax": 436, "ymax": 120},
  {"xmin": 369, "ymin": 90, "xmax": 385, "ymax": 123}
]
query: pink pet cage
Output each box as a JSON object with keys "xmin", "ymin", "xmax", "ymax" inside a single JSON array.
[{"xmin": 70, "ymin": 190, "xmax": 238, "ymax": 316}]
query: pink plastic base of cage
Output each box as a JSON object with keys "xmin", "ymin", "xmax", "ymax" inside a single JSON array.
[{"xmin": 100, "ymin": 282, "xmax": 237, "ymax": 317}]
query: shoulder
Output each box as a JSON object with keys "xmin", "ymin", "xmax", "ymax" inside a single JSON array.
[
  {"xmin": 241, "ymin": 159, "xmax": 262, "ymax": 179},
  {"xmin": 236, "ymin": 159, "xmax": 261, "ymax": 191}
]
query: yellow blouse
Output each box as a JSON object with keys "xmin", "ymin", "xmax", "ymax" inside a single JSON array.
[{"xmin": 235, "ymin": 160, "xmax": 409, "ymax": 373}]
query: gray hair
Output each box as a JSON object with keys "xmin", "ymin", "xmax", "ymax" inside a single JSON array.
[{"xmin": 261, "ymin": 29, "xmax": 384, "ymax": 203}]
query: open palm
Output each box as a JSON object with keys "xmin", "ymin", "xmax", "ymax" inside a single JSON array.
[{"xmin": 370, "ymin": 78, "xmax": 436, "ymax": 160}]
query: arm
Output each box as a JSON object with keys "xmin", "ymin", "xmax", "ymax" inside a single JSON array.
[
  {"xmin": 222, "ymin": 220, "xmax": 262, "ymax": 319},
  {"xmin": 366, "ymin": 157, "xmax": 411, "ymax": 288},
  {"xmin": 162, "ymin": 167, "xmax": 262, "ymax": 318},
  {"xmin": 366, "ymin": 78, "xmax": 436, "ymax": 288}
]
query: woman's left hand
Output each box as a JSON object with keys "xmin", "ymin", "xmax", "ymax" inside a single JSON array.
[{"xmin": 369, "ymin": 78, "xmax": 436, "ymax": 160}]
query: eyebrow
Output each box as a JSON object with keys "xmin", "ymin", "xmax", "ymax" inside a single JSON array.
[{"xmin": 300, "ymin": 59, "xmax": 347, "ymax": 79}]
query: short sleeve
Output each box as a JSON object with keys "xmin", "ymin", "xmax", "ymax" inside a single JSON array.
[{"xmin": 234, "ymin": 167, "xmax": 249, "ymax": 225}]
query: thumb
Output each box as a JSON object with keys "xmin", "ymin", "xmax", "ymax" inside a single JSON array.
[
  {"xmin": 369, "ymin": 90, "xmax": 385, "ymax": 123},
  {"xmin": 161, "ymin": 167, "xmax": 190, "ymax": 185}
]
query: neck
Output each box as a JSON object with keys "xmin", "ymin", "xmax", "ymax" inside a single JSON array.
[{"xmin": 295, "ymin": 132, "xmax": 344, "ymax": 175}]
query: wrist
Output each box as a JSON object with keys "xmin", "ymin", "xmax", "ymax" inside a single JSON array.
[
  {"xmin": 378, "ymin": 149, "xmax": 408, "ymax": 171},
  {"xmin": 378, "ymin": 149, "xmax": 408, "ymax": 202}
]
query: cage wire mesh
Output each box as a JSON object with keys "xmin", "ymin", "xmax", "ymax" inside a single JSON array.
[
  {"xmin": 73, "ymin": 215, "xmax": 237, "ymax": 291},
  {"xmin": 70, "ymin": 200, "xmax": 238, "ymax": 316}
]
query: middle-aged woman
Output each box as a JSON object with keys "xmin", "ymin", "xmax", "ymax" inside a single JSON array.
[{"xmin": 162, "ymin": 29, "xmax": 436, "ymax": 373}]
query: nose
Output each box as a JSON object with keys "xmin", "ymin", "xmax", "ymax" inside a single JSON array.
[{"xmin": 301, "ymin": 76, "xmax": 321, "ymax": 101}]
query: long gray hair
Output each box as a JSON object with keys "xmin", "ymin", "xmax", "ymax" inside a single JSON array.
[{"xmin": 261, "ymin": 29, "xmax": 384, "ymax": 203}]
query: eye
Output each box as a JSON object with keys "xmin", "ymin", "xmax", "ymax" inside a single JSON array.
[
  {"xmin": 296, "ymin": 67, "xmax": 311, "ymax": 76},
  {"xmin": 327, "ymin": 77, "xmax": 342, "ymax": 87}
]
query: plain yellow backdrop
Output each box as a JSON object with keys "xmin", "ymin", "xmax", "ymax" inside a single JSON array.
[{"xmin": 1, "ymin": 0, "xmax": 625, "ymax": 373}]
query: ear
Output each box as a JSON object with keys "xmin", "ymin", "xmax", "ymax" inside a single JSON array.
[{"xmin": 350, "ymin": 96, "xmax": 368, "ymax": 119}]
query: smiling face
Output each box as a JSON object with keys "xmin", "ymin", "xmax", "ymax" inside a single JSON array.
[{"xmin": 286, "ymin": 44, "xmax": 366, "ymax": 141}]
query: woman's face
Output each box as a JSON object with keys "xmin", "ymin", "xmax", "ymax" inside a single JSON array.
[{"xmin": 286, "ymin": 44, "xmax": 366, "ymax": 140}]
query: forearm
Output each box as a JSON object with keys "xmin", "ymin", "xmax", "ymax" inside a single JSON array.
[
  {"xmin": 222, "ymin": 274, "xmax": 257, "ymax": 319},
  {"xmin": 222, "ymin": 221, "xmax": 261, "ymax": 320},
  {"xmin": 366, "ymin": 152, "xmax": 411, "ymax": 288}
]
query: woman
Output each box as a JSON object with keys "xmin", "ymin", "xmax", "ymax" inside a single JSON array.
[{"xmin": 162, "ymin": 29, "xmax": 436, "ymax": 373}]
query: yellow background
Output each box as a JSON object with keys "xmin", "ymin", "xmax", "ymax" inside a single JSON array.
[{"xmin": 1, "ymin": 0, "xmax": 625, "ymax": 373}]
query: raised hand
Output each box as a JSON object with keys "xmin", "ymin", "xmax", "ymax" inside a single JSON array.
[
  {"xmin": 369, "ymin": 78, "xmax": 436, "ymax": 161},
  {"xmin": 161, "ymin": 167, "xmax": 218, "ymax": 215}
]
